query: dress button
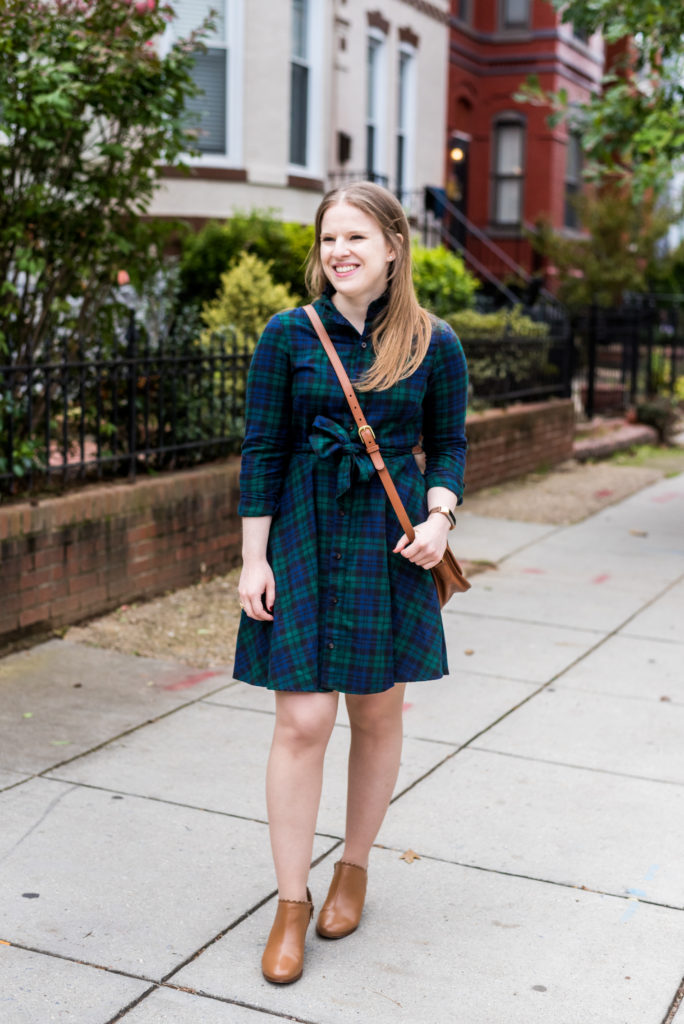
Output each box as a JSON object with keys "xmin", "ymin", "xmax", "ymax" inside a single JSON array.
[
  {"xmin": 331, "ymin": 596, "xmax": 338, "ymax": 604},
  {"xmin": 338, "ymin": 509, "xmax": 345, "ymax": 517},
  {"xmin": 328, "ymin": 642, "xmax": 335, "ymax": 650},
  {"xmin": 335, "ymin": 552, "xmax": 342, "ymax": 560},
  {"xmin": 361, "ymin": 341, "xmax": 367, "ymax": 348}
]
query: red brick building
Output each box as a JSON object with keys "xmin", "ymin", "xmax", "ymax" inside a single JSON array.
[{"xmin": 447, "ymin": 0, "xmax": 605, "ymax": 284}]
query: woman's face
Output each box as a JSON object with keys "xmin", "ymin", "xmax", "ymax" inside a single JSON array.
[{"xmin": 319, "ymin": 201, "xmax": 396, "ymax": 305}]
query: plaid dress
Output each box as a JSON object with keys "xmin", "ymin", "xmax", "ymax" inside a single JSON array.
[{"xmin": 233, "ymin": 291, "xmax": 468, "ymax": 694}]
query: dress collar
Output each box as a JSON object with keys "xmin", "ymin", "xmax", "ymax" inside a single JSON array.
[{"xmin": 319, "ymin": 283, "xmax": 389, "ymax": 334}]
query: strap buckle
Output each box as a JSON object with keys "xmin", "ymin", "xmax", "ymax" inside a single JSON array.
[{"xmin": 358, "ymin": 424, "xmax": 376, "ymax": 443}]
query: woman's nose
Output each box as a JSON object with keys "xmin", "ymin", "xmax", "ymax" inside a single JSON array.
[{"xmin": 331, "ymin": 236, "xmax": 350, "ymax": 257}]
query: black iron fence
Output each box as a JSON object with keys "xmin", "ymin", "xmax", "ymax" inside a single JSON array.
[
  {"xmin": 0, "ymin": 308, "xmax": 574, "ymax": 498},
  {"xmin": 461, "ymin": 330, "xmax": 574, "ymax": 406},
  {"xmin": 574, "ymin": 297, "xmax": 684, "ymax": 418},
  {"xmin": 0, "ymin": 317, "xmax": 253, "ymax": 498}
]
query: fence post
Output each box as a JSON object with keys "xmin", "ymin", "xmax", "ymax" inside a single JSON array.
[
  {"xmin": 561, "ymin": 317, "xmax": 574, "ymax": 399},
  {"xmin": 644, "ymin": 303, "xmax": 655, "ymax": 397},
  {"xmin": 585, "ymin": 304, "xmax": 597, "ymax": 419},
  {"xmin": 628, "ymin": 306, "xmax": 640, "ymax": 406},
  {"xmin": 126, "ymin": 312, "xmax": 137, "ymax": 480}
]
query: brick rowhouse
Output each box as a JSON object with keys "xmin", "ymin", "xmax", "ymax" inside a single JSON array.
[{"xmin": 448, "ymin": 0, "xmax": 604, "ymax": 280}]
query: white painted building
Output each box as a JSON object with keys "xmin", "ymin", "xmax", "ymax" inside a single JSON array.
[{"xmin": 150, "ymin": 0, "xmax": 451, "ymax": 224}]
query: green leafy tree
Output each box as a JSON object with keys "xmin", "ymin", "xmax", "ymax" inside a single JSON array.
[
  {"xmin": 530, "ymin": 191, "xmax": 671, "ymax": 307},
  {"xmin": 0, "ymin": 0, "xmax": 210, "ymax": 357},
  {"xmin": 516, "ymin": 1, "xmax": 684, "ymax": 199}
]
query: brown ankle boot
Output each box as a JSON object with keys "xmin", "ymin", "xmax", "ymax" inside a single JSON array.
[
  {"xmin": 316, "ymin": 861, "xmax": 367, "ymax": 939},
  {"xmin": 261, "ymin": 889, "xmax": 313, "ymax": 984}
]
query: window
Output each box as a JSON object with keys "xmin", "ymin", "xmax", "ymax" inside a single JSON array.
[
  {"xmin": 167, "ymin": 0, "xmax": 242, "ymax": 162},
  {"xmin": 492, "ymin": 119, "xmax": 525, "ymax": 225},
  {"xmin": 396, "ymin": 47, "xmax": 415, "ymax": 203},
  {"xmin": 564, "ymin": 132, "xmax": 583, "ymax": 229},
  {"xmin": 290, "ymin": 0, "xmax": 310, "ymax": 166},
  {"xmin": 502, "ymin": 0, "xmax": 530, "ymax": 30},
  {"xmin": 289, "ymin": 0, "xmax": 322, "ymax": 174},
  {"xmin": 366, "ymin": 31, "xmax": 387, "ymax": 184}
]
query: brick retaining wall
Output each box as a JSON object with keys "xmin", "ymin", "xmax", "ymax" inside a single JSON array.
[
  {"xmin": 0, "ymin": 461, "xmax": 242, "ymax": 649},
  {"xmin": 465, "ymin": 399, "xmax": 574, "ymax": 493},
  {"xmin": 0, "ymin": 399, "xmax": 573, "ymax": 647}
]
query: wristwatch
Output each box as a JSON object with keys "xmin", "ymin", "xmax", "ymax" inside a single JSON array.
[{"xmin": 428, "ymin": 506, "xmax": 457, "ymax": 530}]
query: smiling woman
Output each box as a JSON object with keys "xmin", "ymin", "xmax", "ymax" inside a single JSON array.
[{"xmin": 233, "ymin": 181, "xmax": 469, "ymax": 985}]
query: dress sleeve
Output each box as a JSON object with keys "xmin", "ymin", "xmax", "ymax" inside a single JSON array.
[
  {"xmin": 238, "ymin": 314, "xmax": 292, "ymax": 517},
  {"xmin": 421, "ymin": 321, "xmax": 469, "ymax": 503}
]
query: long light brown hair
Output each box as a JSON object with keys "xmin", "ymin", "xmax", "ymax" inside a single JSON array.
[{"xmin": 305, "ymin": 182, "xmax": 432, "ymax": 391}]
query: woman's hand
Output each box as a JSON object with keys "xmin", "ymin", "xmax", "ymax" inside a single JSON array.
[
  {"xmin": 238, "ymin": 558, "xmax": 276, "ymax": 621},
  {"xmin": 393, "ymin": 513, "xmax": 450, "ymax": 570}
]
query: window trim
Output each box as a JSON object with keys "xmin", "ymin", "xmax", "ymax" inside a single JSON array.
[
  {"xmin": 564, "ymin": 130, "xmax": 583, "ymax": 230},
  {"xmin": 366, "ymin": 26, "xmax": 388, "ymax": 184},
  {"xmin": 162, "ymin": 0, "xmax": 243, "ymax": 168},
  {"xmin": 288, "ymin": 0, "xmax": 324, "ymax": 178},
  {"xmin": 396, "ymin": 42, "xmax": 416, "ymax": 205},
  {"xmin": 490, "ymin": 114, "xmax": 526, "ymax": 227}
]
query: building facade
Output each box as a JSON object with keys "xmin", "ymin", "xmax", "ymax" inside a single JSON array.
[
  {"xmin": 448, "ymin": 0, "xmax": 604, "ymax": 277},
  {"xmin": 150, "ymin": 0, "xmax": 451, "ymax": 225}
]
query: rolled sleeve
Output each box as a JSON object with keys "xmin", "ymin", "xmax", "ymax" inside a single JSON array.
[
  {"xmin": 422, "ymin": 322, "xmax": 469, "ymax": 502},
  {"xmin": 238, "ymin": 315, "xmax": 292, "ymax": 517}
]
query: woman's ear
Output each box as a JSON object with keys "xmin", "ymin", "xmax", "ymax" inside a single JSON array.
[{"xmin": 387, "ymin": 233, "xmax": 403, "ymax": 261}]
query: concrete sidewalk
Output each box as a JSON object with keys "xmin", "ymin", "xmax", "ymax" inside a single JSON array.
[{"xmin": 1, "ymin": 474, "xmax": 683, "ymax": 1024}]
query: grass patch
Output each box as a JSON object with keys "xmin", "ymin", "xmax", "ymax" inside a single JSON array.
[{"xmin": 609, "ymin": 444, "xmax": 684, "ymax": 474}]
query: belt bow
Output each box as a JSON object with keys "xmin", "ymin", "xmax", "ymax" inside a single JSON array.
[{"xmin": 308, "ymin": 415, "xmax": 375, "ymax": 497}]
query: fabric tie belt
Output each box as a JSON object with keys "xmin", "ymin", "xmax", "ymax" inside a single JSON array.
[{"xmin": 298, "ymin": 415, "xmax": 414, "ymax": 499}]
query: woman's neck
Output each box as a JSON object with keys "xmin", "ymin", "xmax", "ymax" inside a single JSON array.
[{"xmin": 331, "ymin": 289, "xmax": 385, "ymax": 335}]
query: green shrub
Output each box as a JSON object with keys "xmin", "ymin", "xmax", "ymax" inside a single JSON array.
[
  {"xmin": 200, "ymin": 252, "xmax": 297, "ymax": 348},
  {"xmin": 180, "ymin": 210, "xmax": 314, "ymax": 308},
  {"xmin": 636, "ymin": 397, "xmax": 679, "ymax": 443},
  {"xmin": 411, "ymin": 244, "xmax": 479, "ymax": 317},
  {"xmin": 445, "ymin": 307, "xmax": 550, "ymax": 340}
]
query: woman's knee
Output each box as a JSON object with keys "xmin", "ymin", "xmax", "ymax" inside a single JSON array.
[
  {"xmin": 274, "ymin": 692, "xmax": 338, "ymax": 751},
  {"xmin": 346, "ymin": 684, "xmax": 405, "ymax": 737}
]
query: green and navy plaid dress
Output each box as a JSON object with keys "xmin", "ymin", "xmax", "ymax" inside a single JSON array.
[{"xmin": 233, "ymin": 291, "xmax": 468, "ymax": 694}]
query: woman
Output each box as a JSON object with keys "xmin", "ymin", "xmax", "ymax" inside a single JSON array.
[{"xmin": 234, "ymin": 182, "xmax": 468, "ymax": 984}]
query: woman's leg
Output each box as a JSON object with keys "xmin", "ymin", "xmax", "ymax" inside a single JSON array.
[
  {"xmin": 342, "ymin": 683, "xmax": 406, "ymax": 867},
  {"xmin": 266, "ymin": 690, "xmax": 339, "ymax": 900}
]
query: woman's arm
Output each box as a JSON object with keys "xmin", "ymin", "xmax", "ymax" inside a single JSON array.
[
  {"xmin": 393, "ymin": 485, "xmax": 459, "ymax": 569},
  {"xmin": 238, "ymin": 314, "xmax": 293, "ymax": 620},
  {"xmin": 394, "ymin": 324, "xmax": 467, "ymax": 569},
  {"xmin": 239, "ymin": 515, "xmax": 275, "ymax": 621}
]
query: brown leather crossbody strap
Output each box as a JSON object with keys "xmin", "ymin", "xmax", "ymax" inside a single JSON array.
[{"xmin": 303, "ymin": 304, "xmax": 416, "ymax": 543}]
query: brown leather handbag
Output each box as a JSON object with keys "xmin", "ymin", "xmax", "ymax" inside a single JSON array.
[{"xmin": 303, "ymin": 305, "xmax": 470, "ymax": 606}]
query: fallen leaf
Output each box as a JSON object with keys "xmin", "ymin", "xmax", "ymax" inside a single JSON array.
[
  {"xmin": 22, "ymin": 712, "xmax": 33, "ymax": 719},
  {"xmin": 660, "ymin": 696, "xmax": 672, "ymax": 702},
  {"xmin": 400, "ymin": 849, "xmax": 421, "ymax": 864},
  {"xmin": 0, "ymin": 940, "xmax": 11, "ymax": 945},
  {"xmin": 197, "ymin": 628, "xmax": 211, "ymax": 635},
  {"xmin": 629, "ymin": 529, "xmax": 648, "ymax": 537},
  {"xmin": 464, "ymin": 649, "xmax": 475, "ymax": 656},
  {"xmin": 50, "ymin": 740, "xmax": 70, "ymax": 746}
]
